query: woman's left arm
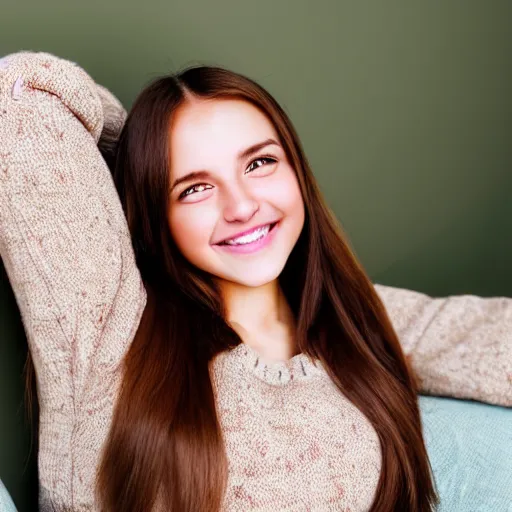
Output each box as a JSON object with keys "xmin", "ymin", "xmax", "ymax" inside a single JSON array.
[{"xmin": 374, "ymin": 284, "xmax": 512, "ymax": 407}]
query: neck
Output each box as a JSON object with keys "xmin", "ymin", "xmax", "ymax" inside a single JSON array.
[{"xmin": 219, "ymin": 278, "xmax": 299, "ymax": 361}]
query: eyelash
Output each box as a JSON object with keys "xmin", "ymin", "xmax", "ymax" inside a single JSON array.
[
  {"xmin": 178, "ymin": 156, "xmax": 277, "ymax": 199},
  {"xmin": 245, "ymin": 155, "xmax": 277, "ymax": 174}
]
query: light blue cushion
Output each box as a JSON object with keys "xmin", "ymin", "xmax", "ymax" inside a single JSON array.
[
  {"xmin": 419, "ymin": 395, "xmax": 512, "ymax": 512},
  {"xmin": 0, "ymin": 479, "xmax": 17, "ymax": 512}
]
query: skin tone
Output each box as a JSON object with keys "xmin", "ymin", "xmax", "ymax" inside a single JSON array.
[{"xmin": 168, "ymin": 98, "xmax": 305, "ymax": 362}]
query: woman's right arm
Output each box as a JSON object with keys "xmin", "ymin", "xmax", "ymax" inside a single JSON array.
[{"xmin": 0, "ymin": 52, "xmax": 147, "ymax": 509}]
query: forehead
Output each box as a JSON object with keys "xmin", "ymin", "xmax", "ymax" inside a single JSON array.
[{"xmin": 168, "ymin": 98, "xmax": 279, "ymax": 172}]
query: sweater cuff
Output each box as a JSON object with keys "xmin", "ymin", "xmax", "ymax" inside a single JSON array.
[{"xmin": 0, "ymin": 51, "xmax": 126, "ymax": 143}]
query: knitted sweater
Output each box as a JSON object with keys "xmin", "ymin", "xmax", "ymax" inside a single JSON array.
[{"xmin": 0, "ymin": 51, "xmax": 510, "ymax": 512}]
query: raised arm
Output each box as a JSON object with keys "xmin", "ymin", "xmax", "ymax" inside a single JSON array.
[
  {"xmin": 375, "ymin": 284, "xmax": 512, "ymax": 407},
  {"xmin": 0, "ymin": 52, "xmax": 146, "ymax": 509}
]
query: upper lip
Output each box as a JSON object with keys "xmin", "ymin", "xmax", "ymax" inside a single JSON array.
[{"xmin": 214, "ymin": 222, "xmax": 277, "ymax": 245}]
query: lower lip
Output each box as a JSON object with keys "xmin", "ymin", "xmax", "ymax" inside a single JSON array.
[{"xmin": 214, "ymin": 222, "xmax": 280, "ymax": 255}]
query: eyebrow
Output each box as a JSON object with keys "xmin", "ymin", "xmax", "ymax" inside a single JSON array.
[{"xmin": 170, "ymin": 138, "xmax": 280, "ymax": 193}]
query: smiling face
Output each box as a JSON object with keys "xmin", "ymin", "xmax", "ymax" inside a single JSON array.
[{"xmin": 167, "ymin": 98, "xmax": 305, "ymax": 288}]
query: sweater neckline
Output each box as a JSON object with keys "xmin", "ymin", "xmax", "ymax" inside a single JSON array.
[{"xmin": 230, "ymin": 342, "xmax": 324, "ymax": 386}]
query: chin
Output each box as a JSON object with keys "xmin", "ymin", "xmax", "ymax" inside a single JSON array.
[{"xmin": 222, "ymin": 263, "xmax": 285, "ymax": 288}]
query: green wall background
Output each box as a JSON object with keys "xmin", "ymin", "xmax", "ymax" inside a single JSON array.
[
  {"xmin": 1, "ymin": 1, "xmax": 511, "ymax": 510},
  {"xmin": 2, "ymin": 0, "xmax": 511, "ymax": 295}
]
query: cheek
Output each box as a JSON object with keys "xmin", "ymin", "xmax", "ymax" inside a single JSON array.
[
  {"xmin": 286, "ymin": 175, "xmax": 305, "ymax": 217},
  {"xmin": 169, "ymin": 205, "xmax": 216, "ymax": 260},
  {"xmin": 262, "ymin": 167, "xmax": 304, "ymax": 218}
]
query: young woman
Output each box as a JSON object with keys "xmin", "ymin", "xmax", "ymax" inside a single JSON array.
[{"xmin": 0, "ymin": 51, "xmax": 510, "ymax": 512}]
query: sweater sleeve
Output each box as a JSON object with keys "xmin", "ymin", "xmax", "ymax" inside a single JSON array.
[
  {"xmin": 374, "ymin": 283, "xmax": 512, "ymax": 407},
  {"xmin": 0, "ymin": 52, "xmax": 147, "ymax": 509}
]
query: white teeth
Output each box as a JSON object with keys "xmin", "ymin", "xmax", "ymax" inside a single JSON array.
[{"xmin": 224, "ymin": 224, "xmax": 271, "ymax": 245}]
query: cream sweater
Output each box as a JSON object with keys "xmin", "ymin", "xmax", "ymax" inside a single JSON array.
[{"xmin": 0, "ymin": 51, "xmax": 510, "ymax": 512}]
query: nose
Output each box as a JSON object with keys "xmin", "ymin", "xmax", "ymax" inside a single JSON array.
[{"xmin": 222, "ymin": 184, "xmax": 259, "ymax": 223}]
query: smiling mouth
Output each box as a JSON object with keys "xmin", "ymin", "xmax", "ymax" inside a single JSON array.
[{"xmin": 217, "ymin": 222, "xmax": 278, "ymax": 246}]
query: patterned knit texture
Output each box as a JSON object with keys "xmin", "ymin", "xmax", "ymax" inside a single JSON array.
[{"xmin": 0, "ymin": 51, "xmax": 510, "ymax": 511}]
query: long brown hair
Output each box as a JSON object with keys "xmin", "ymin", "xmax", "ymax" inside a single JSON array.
[{"xmin": 93, "ymin": 66, "xmax": 439, "ymax": 511}]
